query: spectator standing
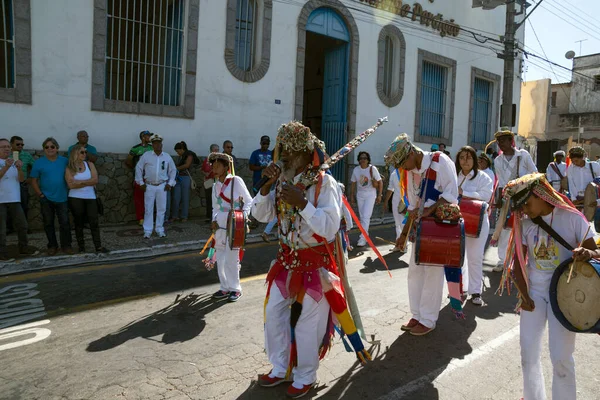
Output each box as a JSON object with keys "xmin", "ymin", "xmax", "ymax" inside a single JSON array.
[
  {"xmin": 67, "ymin": 130, "xmax": 98, "ymax": 163},
  {"xmin": 30, "ymin": 138, "xmax": 73, "ymax": 255},
  {"xmin": 201, "ymin": 144, "xmax": 219, "ymax": 221},
  {"xmin": 135, "ymin": 134, "xmax": 177, "ymax": 238},
  {"xmin": 0, "ymin": 138, "xmax": 36, "ymax": 261},
  {"xmin": 125, "ymin": 130, "xmax": 153, "ymax": 225},
  {"xmin": 439, "ymin": 143, "xmax": 451, "ymax": 158},
  {"xmin": 350, "ymin": 151, "xmax": 383, "ymax": 247},
  {"xmin": 249, "ymin": 135, "xmax": 277, "ymax": 241},
  {"xmin": 10, "ymin": 136, "xmax": 34, "ymax": 218},
  {"xmin": 65, "ymin": 144, "xmax": 108, "ymax": 253},
  {"xmin": 223, "ymin": 140, "xmax": 239, "ymax": 172},
  {"xmin": 171, "ymin": 141, "xmax": 199, "ymax": 222}
]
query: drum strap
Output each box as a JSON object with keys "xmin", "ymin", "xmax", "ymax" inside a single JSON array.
[
  {"xmin": 589, "ymin": 162, "xmax": 596, "ymax": 180},
  {"xmin": 550, "ymin": 162, "xmax": 564, "ymax": 180},
  {"xmin": 531, "ymin": 216, "xmax": 574, "ymax": 251}
]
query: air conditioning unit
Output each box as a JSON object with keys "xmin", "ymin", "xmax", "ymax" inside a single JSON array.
[{"xmin": 472, "ymin": 0, "xmax": 507, "ymax": 9}]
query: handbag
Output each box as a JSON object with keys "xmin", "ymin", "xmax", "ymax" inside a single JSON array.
[
  {"xmin": 186, "ymin": 169, "xmax": 197, "ymax": 190},
  {"xmin": 369, "ymin": 166, "xmax": 381, "ymax": 189},
  {"xmin": 94, "ymin": 188, "xmax": 104, "ymax": 216}
]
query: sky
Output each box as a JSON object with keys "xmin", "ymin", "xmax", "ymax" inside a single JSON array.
[{"xmin": 523, "ymin": 0, "xmax": 600, "ymax": 83}]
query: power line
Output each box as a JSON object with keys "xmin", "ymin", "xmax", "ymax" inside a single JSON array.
[
  {"xmin": 546, "ymin": 0, "xmax": 600, "ymax": 32},
  {"xmin": 539, "ymin": 3, "xmax": 600, "ymax": 42}
]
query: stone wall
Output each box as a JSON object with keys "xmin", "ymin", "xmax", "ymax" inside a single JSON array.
[{"xmin": 22, "ymin": 150, "xmax": 255, "ymax": 230}]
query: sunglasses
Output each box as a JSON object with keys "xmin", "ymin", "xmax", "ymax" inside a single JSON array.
[
  {"xmin": 79, "ymin": 151, "xmax": 87, "ymax": 155},
  {"xmin": 44, "ymin": 145, "xmax": 56, "ymax": 149},
  {"xmin": 15, "ymin": 143, "xmax": 24, "ymax": 147}
]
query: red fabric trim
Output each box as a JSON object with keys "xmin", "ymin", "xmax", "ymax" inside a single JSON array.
[{"xmin": 218, "ymin": 177, "xmax": 233, "ymax": 203}]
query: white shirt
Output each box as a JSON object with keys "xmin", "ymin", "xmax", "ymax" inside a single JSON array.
[
  {"xmin": 521, "ymin": 208, "xmax": 593, "ymax": 293},
  {"xmin": 482, "ymin": 168, "xmax": 495, "ymax": 186},
  {"xmin": 494, "ymin": 148, "xmax": 537, "ymax": 188},
  {"xmin": 252, "ymin": 172, "xmax": 342, "ymax": 247},
  {"xmin": 406, "ymin": 151, "xmax": 458, "ymax": 211},
  {"xmin": 351, "ymin": 165, "xmax": 381, "ymax": 195},
  {"xmin": 567, "ymin": 161, "xmax": 600, "ymax": 202},
  {"xmin": 212, "ymin": 175, "xmax": 253, "ymax": 250},
  {"xmin": 135, "ymin": 151, "xmax": 177, "ymax": 187},
  {"xmin": 0, "ymin": 158, "xmax": 20, "ymax": 203},
  {"xmin": 68, "ymin": 162, "xmax": 96, "ymax": 200},
  {"xmin": 546, "ymin": 161, "xmax": 567, "ymax": 190},
  {"xmin": 458, "ymin": 170, "xmax": 493, "ymax": 203},
  {"xmin": 387, "ymin": 168, "xmax": 402, "ymax": 206}
]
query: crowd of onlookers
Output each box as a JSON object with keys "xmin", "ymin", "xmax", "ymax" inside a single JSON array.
[{"xmin": 0, "ymin": 130, "xmax": 278, "ymax": 261}]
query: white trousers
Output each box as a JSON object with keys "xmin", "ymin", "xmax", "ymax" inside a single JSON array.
[
  {"xmin": 215, "ymin": 245, "xmax": 241, "ymax": 293},
  {"xmin": 264, "ymin": 283, "xmax": 330, "ymax": 386},
  {"xmin": 497, "ymin": 228, "xmax": 511, "ymax": 264},
  {"xmin": 462, "ymin": 215, "xmax": 489, "ymax": 295},
  {"xmin": 357, "ymin": 191, "xmax": 376, "ymax": 241},
  {"xmin": 520, "ymin": 288, "xmax": 576, "ymax": 400},
  {"xmin": 391, "ymin": 197, "xmax": 405, "ymax": 240},
  {"xmin": 143, "ymin": 184, "xmax": 167, "ymax": 234},
  {"xmin": 408, "ymin": 248, "xmax": 445, "ymax": 328}
]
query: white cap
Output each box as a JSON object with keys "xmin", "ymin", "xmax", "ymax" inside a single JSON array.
[
  {"xmin": 554, "ymin": 150, "xmax": 565, "ymax": 157},
  {"xmin": 150, "ymin": 133, "xmax": 163, "ymax": 142}
]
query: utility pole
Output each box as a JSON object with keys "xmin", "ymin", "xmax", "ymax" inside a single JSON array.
[{"xmin": 500, "ymin": 0, "xmax": 517, "ymax": 128}]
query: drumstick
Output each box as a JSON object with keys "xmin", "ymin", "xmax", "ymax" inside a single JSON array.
[
  {"xmin": 375, "ymin": 236, "xmax": 396, "ymax": 246},
  {"xmin": 567, "ymin": 224, "xmax": 592, "ymax": 283}
]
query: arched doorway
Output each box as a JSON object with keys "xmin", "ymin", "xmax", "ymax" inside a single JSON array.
[{"xmin": 297, "ymin": 3, "xmax": 357, "ymax": 181}]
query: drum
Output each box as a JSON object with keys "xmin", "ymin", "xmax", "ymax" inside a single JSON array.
[
  {"xmin": 459, "ymin": 198, "xmax": 488, "ymax": 238},
  {"xmin": 227, "ymin": 210, "xmax": 247, "ymax": 250},
  {"xmin": 550, "ymin": 258, "xmax": 600, "ymax": 333},
  {"xmin": 414, "ymin": 217, "xmax": 465, "ymax": 268},
  {"xmin": 583, "ymin": 182, "xmax": 600, "ymax": 222}
]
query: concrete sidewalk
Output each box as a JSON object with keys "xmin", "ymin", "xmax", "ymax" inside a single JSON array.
[{"xmin": 1, "ymin": 215, "xmax": 396, "ymax": 276}]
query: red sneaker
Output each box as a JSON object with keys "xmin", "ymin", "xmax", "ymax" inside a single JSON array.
[
  {"xmin": 258, "ymin": 372, "xmax": 286, "ymax": 387},
  {"xmin": 401, "ymin": 318, "xmax": 419, "ymax": 331},
  {"xmin": 409, "ymin": 323, "xmax": 435, "ymax": 336},
  {"xmin": 286, "ymin": 383, "xmax": 314, "ymax": 398}
]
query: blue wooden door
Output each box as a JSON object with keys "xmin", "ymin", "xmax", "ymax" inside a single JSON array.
[{"xmin": 321, "ymin": 44, "xmax": 349, "ymax": 182}]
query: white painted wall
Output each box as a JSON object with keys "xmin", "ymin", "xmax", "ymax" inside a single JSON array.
[{"xmin": 1, "ymin": 0, "xmax": 522, "ymax": 165}]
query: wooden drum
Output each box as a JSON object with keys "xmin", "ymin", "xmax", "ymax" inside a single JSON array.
[
  {"xmin": 414, "ymin": 217, "xmax": 465, "ymax": 268},
  {"xmin": 459, "ymin": 198, "xmax": 488, "ymax": 238}
]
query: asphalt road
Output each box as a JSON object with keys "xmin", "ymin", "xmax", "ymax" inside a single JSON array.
[{"xmin": 1, "ymin": 224, "xmax": 599, "ymax": 400}]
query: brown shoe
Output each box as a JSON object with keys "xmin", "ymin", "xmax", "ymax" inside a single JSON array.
[
  {"xmin": 47, "ymin": 247, "xmax": 58, "ymax": 256},
  {"xmin": 261, "ymin": 232, "xmax": 270, "ymax": 243},
  {"xmin": 62, "ymin": 247, "xmax": 75, "ymax": 255},
  {"xmin": 401, "ymin": 318, "xmax": 419, "ymax": 331},
  {"xmin": 409, "ymin": 323, "xmax": 435, "ymax": 336}
]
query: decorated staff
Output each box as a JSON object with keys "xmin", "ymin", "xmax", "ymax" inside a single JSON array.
[{"xmin": 492, "ymin": 173, "xmax": 598, "ymax": 400}]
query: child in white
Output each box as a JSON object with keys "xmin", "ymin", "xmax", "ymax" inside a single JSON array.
[
  {"xmin": 456, "ymin": 147, "xmax": 493, "ymax": 305},
  {"xmin": 350, "ymin": 151, "xmax": 382, "ymax": 247}
]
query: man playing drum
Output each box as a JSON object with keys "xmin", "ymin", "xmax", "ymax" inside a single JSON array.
[
  {"xmin": 492, "ymin": 129, "xmax": 537, "ymax": 272},
  {"xmin": 208, "ymin": 153, "xmax": 252, "ymax": 303},
  {"xmin": 455, "ymin": 146, "xmax": 493, "ymax": 306},
  {"xmin": 491, "ymin": 173, "xmax": 598, "ymax": 400},
  {"xmin": 386, "ymin": 134, "xmax": 459, "ymax": 336},
  {"xmin": 566, "ymin": 146, "xmax": 600, "ymax": 231},
  {"xmin": 252, "ymin": 121, "xmax": 370, "ymax": 398}
]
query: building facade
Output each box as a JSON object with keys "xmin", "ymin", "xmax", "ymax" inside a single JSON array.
[{"xmin": 1, "ymin": 0, "xmax": 522, "ymax": 224}]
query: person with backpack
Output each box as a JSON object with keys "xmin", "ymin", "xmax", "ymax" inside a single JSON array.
[
  {"xmin": 350, "ymin": 151, "xmax": 383, "ymax": 247},
  {"xmin": 171, "ymin": 141, "xmax": 199, "ymax": 222}
]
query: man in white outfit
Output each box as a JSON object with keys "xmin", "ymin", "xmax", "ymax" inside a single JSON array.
[
  {"xmin": 135, "ymin": 134, "xmax": 177, "ymax": 239},
  {"xmin": 492, "ymin": 129, "xmax": 537, "ymax": 271},
  {"xmin": 546, "ymin": 150, "xmax": 567, "ymax": 192},
  {"xmin": 383, "ymin": 166, "xmax": 406, "ymax": 252},
  {"xmin": 386, "ymin": 134, "xmax": 458, "ymax": 336},
  {"xmin": 566, "ymin": 146, "xmax": 600, "ymax": 232}
]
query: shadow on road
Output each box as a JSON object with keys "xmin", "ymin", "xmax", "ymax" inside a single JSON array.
[
  {"xmin": 86, "ymin": 293, "xmax": 226, "ymax": 352},
  {"xmin": 359, "ymin": 253, "xmax": 408, "ymax": 274}
]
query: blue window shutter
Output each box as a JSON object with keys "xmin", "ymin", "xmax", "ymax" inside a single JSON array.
[
  {"xmin": 472, "ymin": 77, "xmax": 492, "ymax": 144},
  {"xmin": 420, "ymin": 61, "xmax": 447, "ymax": 138}
]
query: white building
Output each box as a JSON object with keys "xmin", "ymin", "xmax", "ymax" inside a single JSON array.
[{"xmin": 1, "ymin": 0, "xmax": 523, "ymax": 181}]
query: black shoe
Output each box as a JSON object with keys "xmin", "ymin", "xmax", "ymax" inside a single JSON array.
[
  {"xmin": 78, "ymin": 246, "xmax": 86, "ymax": 253},
  {"xmin": 228, "ymin": 291, "xmax": 242, "ymax": 302},
  {"xmin": 95, "ymin": 247, "xmax": 110, "ymax": 254},
  {"xmin": 212, "ymin": 290, "xmax": 230, "ymax": 300}
]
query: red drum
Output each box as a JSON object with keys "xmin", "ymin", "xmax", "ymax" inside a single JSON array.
[
  {"xmin": 227, "ymin": 210, "xmax": 247, "ymax": 250},
  {"xmin": 415, "ymin": 217, "xmax": 465, "ymax": 268},
  {"xmin": 504, "ymin": 212, "xmax": 515, "ymax": 229},
  {"xmin": 459, "ymin": 199, "xmax": 489, "ymax": 238}
]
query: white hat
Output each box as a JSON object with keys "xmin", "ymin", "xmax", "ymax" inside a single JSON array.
[
  {"xmin": 150, "ymin": 133, "xmax": 163, "ymax": 142},
  {"xmin": 553, "ymin": 150, "xmax": 565, "ymax": 157}
]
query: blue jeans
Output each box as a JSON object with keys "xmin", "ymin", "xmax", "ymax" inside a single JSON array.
[
  {"xmin": 40, "ymin": 198, "xmax": 71, "ymax": 249},
  {"xmin": 172, "ymin": 175, "xmax": 191, "ymax": 219}
]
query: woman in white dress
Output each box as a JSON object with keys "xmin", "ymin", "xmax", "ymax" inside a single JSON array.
[
  {"xmin": 456, "ymin": 146, "xmax": 493, "ymax": 305},
  {"xmin": 350, "ymin": 151, "xmax": 383, "ymax": 247}
]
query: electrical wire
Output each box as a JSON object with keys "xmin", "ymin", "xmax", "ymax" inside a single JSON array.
[
  {"xmin": 538, "ymin": 3, "xmax": 600, "ymax": 42},
  {"xmin": 545, "ymin": 0, "xmax": 600, "ymax": 34}
]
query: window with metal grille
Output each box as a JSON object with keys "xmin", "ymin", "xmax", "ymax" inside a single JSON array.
[
  {"xmin": 105, "ymin": 0, "xmax": 185, "ymax": 106},
  {"xmin": 0, "ymin": 0, "xmax": 14, "ymax": 89},
  {"xmin": 235, "ymin": 0, "xmax": 257, "ymax": 71},
  {"xmin": 594, "ymin": 75, "xmax": 600, "ymax": 91},
  {"xmin": 419, "ymin": 61, "xmax": 447, "ymax": 138},
  {"xmin": 471, "ymin": 77, "xmax": 493, "ymax": 145}
]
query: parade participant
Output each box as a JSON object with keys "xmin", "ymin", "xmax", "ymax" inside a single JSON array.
[
  {"xmin": 492, "ymin": 173, "xmax": 598, "ymax": 400},
  {"xmin": 386, "ymin": 133, "xmax": 459, "ymax": 336},
  {"xmin": 350, "ymin": 151, "xmax": 382, "ymax": 247},
  {"xmin": 567, "ymin": 146, "xmax": 600, "ymax": 232},
  {"xmin": 252, "ymin": 121, "xmax": 370, "ymax": 398},
  {"xmin": 546, "ymin": 150, "xmax": 567, "ymax": 193},
  {"xmin": 478, "ymin": 152, "xmax": 495, "ymax": 193},
  {"xmin": 492, "ymin": 129, "xmax": 537, "ymax": 272},
  {"xmin": 455, "ymin": 146, "xmax": 493, "ymax": 305},
  {"xmin": 135, "ymin": 134, "xmax": 177, "ymax": 239},
  {"xmin": 204, "ymin": 152, "xmax": 252, "ymax": 302},
  {"xmin": 382, "ymin": 163, "xmax": 406, "ymax": 252}
]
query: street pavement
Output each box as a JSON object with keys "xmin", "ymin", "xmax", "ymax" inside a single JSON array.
[{"xmin": 1, "ymin": 224, "xmax": 599, "ymax": 400}]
